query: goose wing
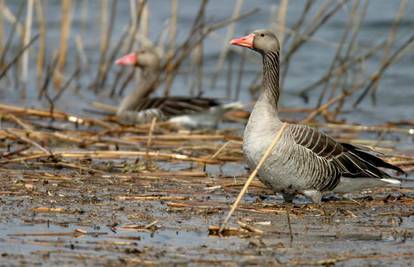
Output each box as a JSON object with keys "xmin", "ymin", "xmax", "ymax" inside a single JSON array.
[
  {"xmin": 135, "ymin": 97, "xmax": 220, "ymax": 117},
  {"xmin": 288, "ymin": 124, "xmax": 404, "ymax": 190}
]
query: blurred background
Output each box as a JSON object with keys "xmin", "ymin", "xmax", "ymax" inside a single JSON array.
[{"xmin": 1, "ymin": 0, "xmax": 413, "ymax": 124}]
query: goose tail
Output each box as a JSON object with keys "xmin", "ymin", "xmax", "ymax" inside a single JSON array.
[
  {"xmin": 380, "ymin": 178, "xmax": 401, "ymax": 185},
  {"xmin": 220, "ymin": 101, "xmax": 244, "ymax": 111}
]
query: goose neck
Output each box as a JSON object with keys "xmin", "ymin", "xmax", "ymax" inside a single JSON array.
[{"xmin": 262, "ymin": 51, "xmax": 280, "ymax": 109}]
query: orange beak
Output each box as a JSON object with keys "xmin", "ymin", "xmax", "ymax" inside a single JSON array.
[
  {"xmin": 230, "ymin": 33, "xmax": 255, "ymax": 48},
  {"xmin": 115, "ymin": 53, "xmax": 137, "ymax": 66}
]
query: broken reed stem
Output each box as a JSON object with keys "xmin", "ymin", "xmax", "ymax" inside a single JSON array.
[
  {"xmin": 146, "ymin": 117, "xmax": 157, "ymax": 148},
  {"xmin": 219, "ymin": 122, "xmax": 288, "ymax": 233},
  {"xmin": 237, "ymin": 220, "xmax": 263, "ymax": 235},
  {"xmin": 6, "ymin": 114, "xmax": 33, "ymax": 131},
  {"xmin": 0, "ymin": 150, "xmax": 220, "ymax": 165},
  {"xmin": 5, "ymin": 129, "xmax": 53, "ymax": 156},
  {"xmin": 209, "ymin": 140, "xmax": 241, "ymax": 160},
  {"xmin": 0, "ymin": 103, "xmax": 113, "ymax": 129},
  {"xmin": 145, "ymin": 117, "xmax": 157, "ymax": 168}
]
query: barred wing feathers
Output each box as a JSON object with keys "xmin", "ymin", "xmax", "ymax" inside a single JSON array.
[{"xmin": 287, "ymin": 124, "xmax": 404, "ymax": 191}]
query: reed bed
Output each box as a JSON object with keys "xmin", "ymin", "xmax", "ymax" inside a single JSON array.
[
  {"xmin": 1, "ymin": 101, "xmax": 412, "ymax": 184},
  {"xmin": 0, "ymin": 1, "xmax": 411, "ymax": 115}
]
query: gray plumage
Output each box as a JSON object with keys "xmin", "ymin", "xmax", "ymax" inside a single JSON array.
[{"xmin": 232, "ymin": 29, "xmax": 404, "ymax": 203}]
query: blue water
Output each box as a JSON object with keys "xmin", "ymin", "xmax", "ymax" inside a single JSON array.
[{"xmin": 1, "ymin": 1, "xmax": 413, "ymax": 125}]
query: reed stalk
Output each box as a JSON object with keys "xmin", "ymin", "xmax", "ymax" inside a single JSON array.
[
  {"xmin": 354, "ymin": 33, "xmax": 414, "ymax": 107},
  {"xmin": 21, "ymin": 0, "xmax": 34, "ymax": 91},
  {"xmin": 315, "ymin": 0, "xmax": 358, "ymax": 109},
  {"xmin": 139, "ymin": 0, "xmax": 149, "ymax": 46},
  {"xmin": 281, "ymin": 0, "xmax": 347, "ymax": 87},
  {"xmin": 370, "ymin": 0, "xmax": 407, "ymax": 104},
  {"xmin": 277, "ymin": 0, "xmax": 288, "ymax": 49},
  {"xmin": 167, "ymin": 0, "xmax": 177, "ymax": 58},
  {"xmin": 54, "ymin": 0, "xmax": 72, "ymax": 89},
  {"xmin": 34, "ymin": 0, "xmax": 46, "ymax": 92},
  {"xmin": 94, "ymin": 0, "xmax": 117, "ymax": 91},
  {"xmin": 210, "ymin": 0, "xmax": 243, "ymax": 88},
  {"xmin": 0, "ymin": 1, "xmax": 24, "ymax": 72}
]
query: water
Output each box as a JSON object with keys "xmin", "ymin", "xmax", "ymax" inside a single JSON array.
[{"xmin": 1, "ymin": 1, "xmax": 414, "ymax": 124}]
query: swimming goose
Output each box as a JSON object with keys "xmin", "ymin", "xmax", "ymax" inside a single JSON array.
[
  {"xmin": 230, "ymin": 29, "xmax": 404, "ymax": 203},
  {"xmin": 115, "ymin": 49, "xmax": 241, "ymax": 128}
]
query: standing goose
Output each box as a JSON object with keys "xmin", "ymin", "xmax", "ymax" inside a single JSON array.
[
  {"xmin": 230, "ymin": 29, "xmax": 404, "ymax": 203},
  {"xmin": 115, "ymin": 49, "xmax": 241, "ymax": 128}
]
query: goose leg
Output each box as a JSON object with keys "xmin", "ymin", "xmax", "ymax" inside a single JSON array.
[
  {"xmin": 282, "ymin": 192, "xmax": 296, "ymax": 203},
  {"xmin": 302, "ymin": 190, "xmax": 322, "ymax": 204}
]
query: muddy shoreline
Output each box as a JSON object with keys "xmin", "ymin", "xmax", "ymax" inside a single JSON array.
[{"xmin": 1, "ymin": 161, "xmax": 413, "ymax": 266}]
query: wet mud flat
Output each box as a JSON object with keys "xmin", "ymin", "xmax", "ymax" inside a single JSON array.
[
  {"xmin": 1, "ymin": 105, "xmax": 414, "ymax": 266},
  {"xmin": 1, "ymin": 167, "xmax": 414, "ymax": 266}
]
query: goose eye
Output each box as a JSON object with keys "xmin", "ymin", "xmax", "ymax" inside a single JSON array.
[{"xmin": 260, "ymin": 34, "xmax": 265, "ymax": 37}]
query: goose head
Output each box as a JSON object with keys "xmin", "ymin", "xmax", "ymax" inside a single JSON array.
[
  {"xmin": 115, "ymin": 49, "xmax": 160, "ymax": 70},
  {"xmin": 230, "ymin": 29, "xmax": 280, "ymax": 54}
]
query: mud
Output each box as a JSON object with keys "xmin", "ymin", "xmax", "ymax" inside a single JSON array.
[{"xmin": 1, "ymin": 161, "xmax": 414, "ymax": 266}]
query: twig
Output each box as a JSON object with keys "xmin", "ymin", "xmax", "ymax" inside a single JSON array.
[
  {"xmin": 354, "ymin": 33, "xmax": 414, "ymax": 107},
  {"xmin": 4, "ymin": 129, "xmax": 53, "ymax": 156},
  {"xmin": 0, "ymin": 1, "xmax": 25, "ymax": 67},
  {"xmin": 145, "ymin": 117, "xmax": 157, "ymax": 168},
  {"xmin": 209, "ymin": 140, "xmax": 242, "ymax": 160},
  {"xmin": 0, "ymin": 34, "xmax": 39, "ymax": 81},
  {"xmin": 219, "ymin": 123, "xmax": 288, "ymax": 233},
  {"xmin": 237, "ymin": 220, "xmax": 263, "ymax": 234}
]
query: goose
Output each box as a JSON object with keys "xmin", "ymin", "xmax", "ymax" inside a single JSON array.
[
  {"xmin": 230, "ymin": 29, "xmax": 405, "ymax": 203},
  {"xmin": 115, "ymin": 49, "xmax": 242, "ymax": 128}
]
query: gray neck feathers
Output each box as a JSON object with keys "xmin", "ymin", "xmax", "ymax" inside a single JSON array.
[
  {"xmin": 117, "ymin": 68, "xmax": 160, "ymax": 114},
  {"xmin": 262, "ymin": 51, "xmax": 280, "ymax": 109}
]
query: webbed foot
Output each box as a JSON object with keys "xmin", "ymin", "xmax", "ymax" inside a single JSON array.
[{"xmin": 302, "ymin": 190, "xmax": 322, "ymax": 204}]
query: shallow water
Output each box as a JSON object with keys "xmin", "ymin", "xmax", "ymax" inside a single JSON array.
[{"xmin": 2, "ymin": 1, "xmax": 414, "ymax": 124}]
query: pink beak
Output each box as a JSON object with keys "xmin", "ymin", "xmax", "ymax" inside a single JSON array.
[
  {"xmin": 230, "ymin": 33, "xmax": 255, "ymax": 48},
  {"xmin": 115, "ymin": 53, "xmax": 137, "ymax": 66}
]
